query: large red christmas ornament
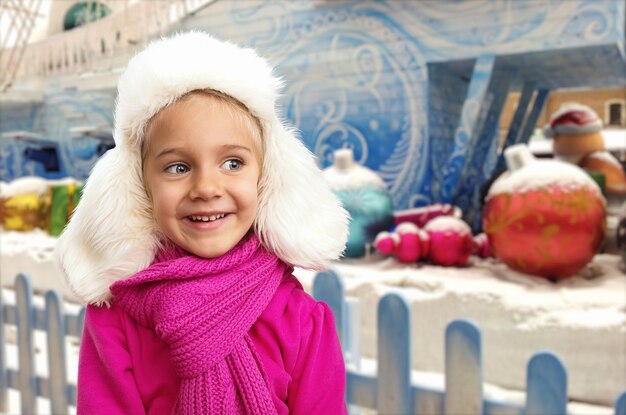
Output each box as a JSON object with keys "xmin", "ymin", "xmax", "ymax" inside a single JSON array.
[
  {"xmin": 424, "ymin": 216, "xmax": 473, "ymax": 267},
  {"xmin": 483, "ymin": 145, "xmax": 606, "ymax": 280}
]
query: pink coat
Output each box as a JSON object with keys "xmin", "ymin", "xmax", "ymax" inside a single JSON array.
[{"xmin": 78, "ymin": 274, "xmax": 347, "ymax": 414}]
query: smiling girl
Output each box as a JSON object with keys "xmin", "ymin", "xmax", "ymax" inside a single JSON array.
[{"xmin": 56, "ymin": 32, "xmax": 349, "ymax": 414}]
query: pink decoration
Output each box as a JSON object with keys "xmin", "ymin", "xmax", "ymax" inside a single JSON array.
[
  {"xmin": 373, "ymin": 231, "xmax": 398, "ymax": 256},
  {"xmin": 418, "ymin": 229, "xmax": 430, "ymax": 259},
  {"xmin": 424, "ymin": 216, "xmax": 473, "ymax": 267},
  {"xmin": 393, "ymin": 204, "xmax": 462, "ymax": 228},
  {"xmin": 395, "ymin": 223, "xmax": 422, "ymax": 263},
  {"xmin": 374, "ymin": 223, "xmax": 427, "ymax": 263},
  {"xmin": 472, "ymin": 233, "xmax": 492, "ymax": 258}
]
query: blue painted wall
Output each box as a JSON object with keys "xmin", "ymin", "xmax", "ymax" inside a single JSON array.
[{"xmin": 0, "ymin": 88, "xmax": 115, "ymax": 179}]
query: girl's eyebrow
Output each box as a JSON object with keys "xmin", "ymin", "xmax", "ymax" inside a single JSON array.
[
  {"xmin": 221, "ymin": 144, "xmax": 253, "ymax": 153},
  {"xmin": 155, "ymin": 147, "xmax": 184, "ymax": 159},
  {"xmin": 155, "ymin": 144, "xmax": 253, "ymax": 159}
]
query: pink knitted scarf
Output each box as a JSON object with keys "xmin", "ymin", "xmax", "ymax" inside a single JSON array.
[{"xmin": 110, "ymin": 234, "xmax": 285, "ymax": 414}]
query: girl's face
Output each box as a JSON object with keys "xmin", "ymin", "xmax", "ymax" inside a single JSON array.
[{"xmin": 143, "ymin": 94, "xmax": 261, "ymax": 259}]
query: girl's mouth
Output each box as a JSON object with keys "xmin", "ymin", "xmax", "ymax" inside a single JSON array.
[{"xmin": 188, "ymin": 213, "xmax": 227, "ymax": 222}]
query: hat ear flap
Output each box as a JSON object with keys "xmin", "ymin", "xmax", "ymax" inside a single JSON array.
[
  {"xmin": 55, "ymin": 147, "xmax": 159, "ymax": 305},
  {"xmin": 255, "ymin": 120, "xmax": 349, "ymax": 269}
]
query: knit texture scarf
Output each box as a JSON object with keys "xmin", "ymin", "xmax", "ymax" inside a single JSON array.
[{"xmin": 110, "ymin": 234, "xmax": 284, "ymax": 414}]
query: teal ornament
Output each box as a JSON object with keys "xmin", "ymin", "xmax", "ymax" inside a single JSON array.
[
  {"xmin": 324, "ymin": 149, "xmax": 394, "ymax": 257},
  {"xmin": 64, "ymin": 2, "xmax": 112, "ymax": 31}
]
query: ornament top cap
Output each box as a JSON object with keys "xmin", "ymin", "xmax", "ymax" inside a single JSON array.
[
  {"xmin": 333, "ymin": 148, "xmax": 355, "ymax": 171},
  {"xmin": 504, "ymin": 144, "xmax": 536, "ymax": 171}
]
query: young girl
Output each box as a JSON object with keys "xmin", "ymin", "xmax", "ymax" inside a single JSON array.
[{"xmin": 56, "ymin": 32, "xmax": 349, "ymax": 414}]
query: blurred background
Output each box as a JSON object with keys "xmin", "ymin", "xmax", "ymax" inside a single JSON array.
[{"xmin": 0, "ymin": 1, "xmax": 625, "ymax": 414}]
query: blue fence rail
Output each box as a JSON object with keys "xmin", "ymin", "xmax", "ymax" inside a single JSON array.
[
  {"xmin": 313, "ymin": 270, "xmax": 626, "ymax": 415},
  {"xmin": 0, "ymin": 273, "xmax": 85, "ymax": 414},
  {"xmin": 0, "ymin": 271, "xmax": 625, "ymax": 414}
]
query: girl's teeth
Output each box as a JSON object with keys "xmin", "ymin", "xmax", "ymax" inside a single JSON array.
[{"xmin": 191, "ymin": 214, "xmax": 225, "ymax": 222}]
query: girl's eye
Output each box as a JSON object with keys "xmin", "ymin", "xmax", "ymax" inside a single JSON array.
[
  {"xmin": 165, "ymin": 164, "xmax": 189, "ymax": 174},
  {"xmin": 222, "ymin": 159, "xmax": 243, "ymax": 171}
]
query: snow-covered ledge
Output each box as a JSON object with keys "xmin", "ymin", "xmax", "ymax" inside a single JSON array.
[{"xmin": 1, "ymin": 229, "xmax": 77, "ymax": 302}]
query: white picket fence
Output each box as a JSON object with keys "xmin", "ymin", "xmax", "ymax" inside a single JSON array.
[
  {"xmin": 0, "ymin": 273, "xmax": 84, "ymax": 414},
  {"xmin": 0, "ymin": 271, "xmax": 625, "ymax": 414}
]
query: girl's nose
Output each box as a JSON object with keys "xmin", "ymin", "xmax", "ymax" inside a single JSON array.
[{"xmin": 189, "ymin": 171, "xmax": 223, "ymax": 200}]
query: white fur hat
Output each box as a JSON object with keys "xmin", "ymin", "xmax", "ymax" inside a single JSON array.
[{"xmin": 56, "ymin": 31, "xmax": 349, "ymax": 305}]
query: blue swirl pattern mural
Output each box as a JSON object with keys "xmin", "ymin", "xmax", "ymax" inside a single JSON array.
[{"xmin": 225, "ymin": 2, "xmax": 436, "ymax": 208}]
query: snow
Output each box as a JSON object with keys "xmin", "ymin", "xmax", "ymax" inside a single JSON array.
[
  {"xmin": 0, "ymin": 176, "xmax": 79, "ymax": 198},
  {"xmin": 1, "ymin": 229, "xmax": 77, "ymax": 301},
  {"xmin": 322, "ymin": 151, "xmax": 387, "ymax": 192},
  {"xmin": 423, "ymin": 216, "xmax": 472, "ymax": 236},
  {"xmin": 395, "ymin": 222, "xmax": 419, "ymax": 234},
  {"xmin": 487, "ymin": 159, "xmax": 602, "ymax": 197}
]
